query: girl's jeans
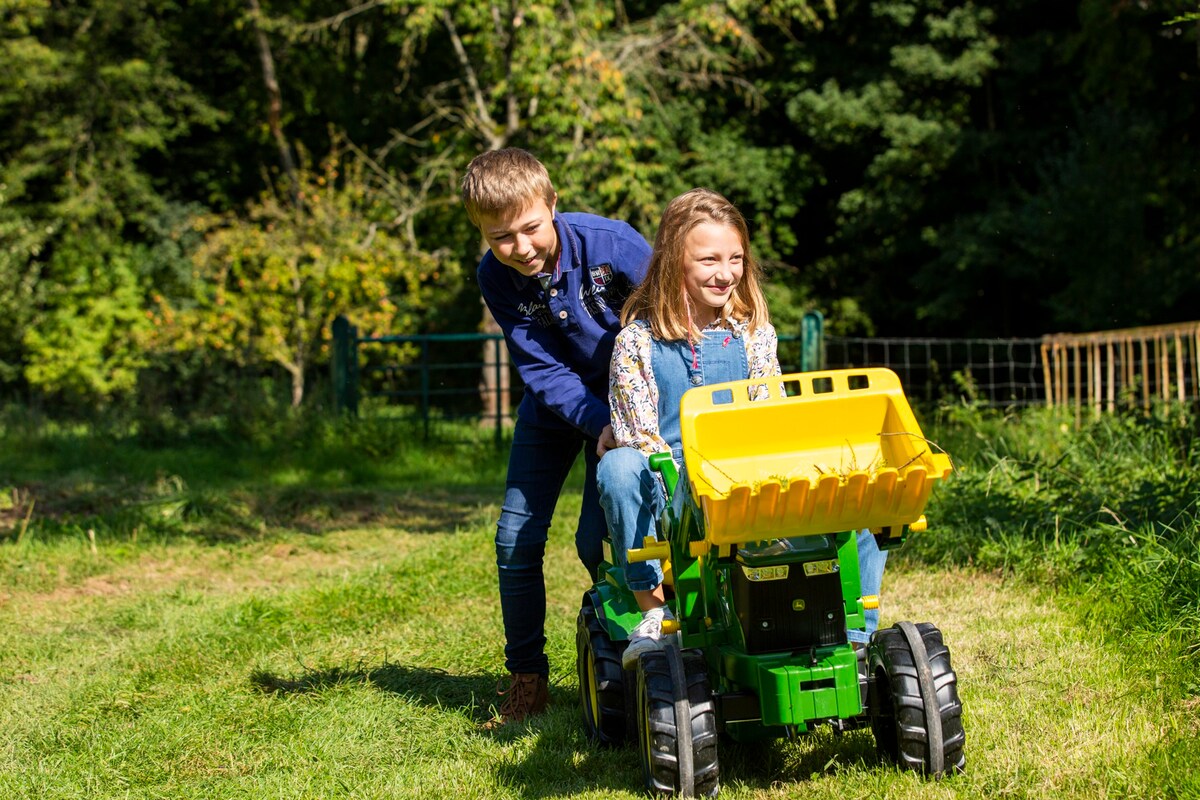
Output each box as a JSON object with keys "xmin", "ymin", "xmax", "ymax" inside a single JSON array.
[
  {"xmin": 848, "ymin": 529, "xmax": 889, "ymax": 643},
  {"xmin": 596, "ymin": 448, "xmax": 667, "ymax": 592},
  {"xmin": 495, "ymin": 419, "xmax": 604, "ymax": 678}
]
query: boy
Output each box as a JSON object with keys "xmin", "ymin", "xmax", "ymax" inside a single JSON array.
[{"xmin": 461, "ymin": 148, "xmax": 651, "ymax": 726}]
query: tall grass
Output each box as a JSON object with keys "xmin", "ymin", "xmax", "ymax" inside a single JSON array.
[{"xmin": 914, "ymin": 399, "xmax": 1200, "ymax": 680}]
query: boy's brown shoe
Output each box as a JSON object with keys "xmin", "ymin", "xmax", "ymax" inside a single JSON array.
[{"xmin": 482, "ymin": 672, "xmax": 548, "ymax": 729}]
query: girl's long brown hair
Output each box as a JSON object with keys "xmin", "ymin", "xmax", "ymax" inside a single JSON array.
[{"xmin": 622, "ymin": 188, "xmax": 769, "ymax": 341}]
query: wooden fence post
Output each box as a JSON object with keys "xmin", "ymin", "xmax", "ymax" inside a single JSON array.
[
  {"xmin": 331, "ymin": 315, "xmax": 359, "ymax": 415},
  {"xmin": 1039, "ymin": 321, "xmax": 1199, "ymax": 425}
]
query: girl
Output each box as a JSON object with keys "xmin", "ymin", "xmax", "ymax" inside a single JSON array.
[{"xmin": 596, "ymin": 188, "xmax": 781, "ymax": 667}]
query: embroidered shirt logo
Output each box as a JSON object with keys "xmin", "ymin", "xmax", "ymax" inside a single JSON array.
[
  {"xmin": 579, "ymin": 263, "xmax": 614, "ymax": 318},
  {"xmin": 589, "ymin": 264, "xmax": 613, "ymax": 287}
]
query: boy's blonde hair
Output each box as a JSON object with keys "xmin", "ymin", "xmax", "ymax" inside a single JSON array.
[
  {"xmin": 460, "ymin": 148, "xmax": 557, "ymax": 227},
  {"xmin": 622, "ymin": 188, "xmax": 769, "ymax": 341}
]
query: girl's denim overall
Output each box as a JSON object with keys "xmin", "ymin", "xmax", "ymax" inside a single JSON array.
[{"xmin": 597, "ymin": 329, "xmax": 750, "ymax": 592}]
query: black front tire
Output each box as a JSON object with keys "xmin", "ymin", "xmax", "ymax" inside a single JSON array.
[
  {"xmin": 635, "ymin": 648, "xmax": 720, "ymax": 797},
  {"xmin": 576, "ymin": 593, "xmax": 628, "ymax": 746},
  {"xmin": 868, "ymin": 621, "xmax": 966, "ymax": 777}
]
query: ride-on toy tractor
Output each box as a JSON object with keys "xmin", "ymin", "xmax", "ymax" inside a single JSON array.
[{"xmin": 576, "ymin": 368, "xmax": 965, "ymax": 796}]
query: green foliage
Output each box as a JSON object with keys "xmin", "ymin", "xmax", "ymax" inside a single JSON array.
[
  {"xmin": 778, "ymin": 0, "xmax": 1000, "ymax": 333},
  {"xmin": 913, "ymin": 0, "xmax": 1200, "ymax": 335},
  {"xmin": 916, "ymin": 400, "xmax": 1200, "ymax": 659},
  {"xmin": 21, "ymin": 231, "xmax": 150, "ymax": 403},
  {"xmin": 0, "ymin": 0, "xmax": 223, "ymax": 226},
  {"xmin": 151, "ymin": 143, "xmax": 452, "ymax": 406},
  {"xmin": 0, "ymin": 183, "xmax": 48, "ymax": 382},
  {"xmin": 0, "ymin": 0, "xmax": 222, "ymax": 402},
  {"xmin": 364, "ymin": 0, "xmax": 822, "ymax": 233},
  {"xmin": 3, "ymin": 0, "xmax": 1200, "ymax": 401}
]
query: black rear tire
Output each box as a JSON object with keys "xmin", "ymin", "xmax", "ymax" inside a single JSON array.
[
  {"xmin": 576, "ymin": 593, "xmax": 628, "ymax": 746},
  {"xmin": 868, "ymin": 621, "xmax": 966, "ymax": 777},
  {"xmin": 635, "ymin": 648, "xmax": 720, "ymax": 797}
]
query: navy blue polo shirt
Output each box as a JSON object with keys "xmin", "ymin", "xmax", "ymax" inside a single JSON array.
[{"xmin": 478, "ymin": 211, "xmax": 651, "ymax": 438}]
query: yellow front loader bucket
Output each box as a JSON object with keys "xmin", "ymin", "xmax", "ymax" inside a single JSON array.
[{"xmin": 679, "ymin": 368, "xmax": 952, "ymax": 546}]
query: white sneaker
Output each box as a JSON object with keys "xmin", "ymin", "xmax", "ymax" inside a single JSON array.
[{"xmin": 622, "ymin": 608, "xmax": 674, "ymax": 669}]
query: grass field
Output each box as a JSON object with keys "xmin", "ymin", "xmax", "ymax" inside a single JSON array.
[{"xmin": 1, "ymin": 410, "xmax": 1199, "ymax": 798}]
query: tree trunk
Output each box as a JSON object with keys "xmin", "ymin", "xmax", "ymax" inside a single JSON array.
[
  {"xmin": 290, "ymin": 362, "xmax": 305, "ymax": 408},
  {"xmin": 246, "ymin": 0, "xmax": 298, "ymax": 197},
  {"xmin": 291, "ymin": 265, "xmax": 306, "ymax": 408}
]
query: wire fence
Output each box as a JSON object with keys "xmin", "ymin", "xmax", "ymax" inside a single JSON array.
[
  {"xmin": 330, "ymin": 317, "xmax": 1200, "ymax": 440},
  {"xmin": 823, "ymin": 336, "xmax": 1046, "ymax": 407},
  {"xmin": 335, "ymin": 328, "xmax": 822, "ymax": 441}
]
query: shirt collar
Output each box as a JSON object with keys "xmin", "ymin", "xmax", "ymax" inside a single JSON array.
[{"xmin": 700, "ymin": 316, "xmax": 746, "ymax": 333}]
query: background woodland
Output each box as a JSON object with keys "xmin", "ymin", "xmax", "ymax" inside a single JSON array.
[{"xmin": 2, "ymin": 0, "xmax": 1197, "ymax": 412}]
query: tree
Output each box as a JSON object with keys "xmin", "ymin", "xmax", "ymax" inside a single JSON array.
[
  {"xmin": 21, "ymin": 232, "xmax": 151, "ymax": 402},
  {"xmin": 0, "ymin": 186, "xmax": 48, "ymax": 385},
  {"xmin": 355, "ymin": 0, "xmax": 836, "ymax": 411},
  {"xmin": 151, "ymin": 143, "xmax": 452, "ymax": 407},
  {"xmin": 919, "ymin": 0, "xmax": 1200, "ymax": 334},
  {"xmin": 773, "ymin": 0, "xmax": 1000, "ymax": 334},
  {"xmin": 0, "ymin": 0, "xmax": 223, "ymax": 402}
]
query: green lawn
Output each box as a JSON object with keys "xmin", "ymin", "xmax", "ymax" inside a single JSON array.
[{"xmin": 1, "ymin": 410, "xmax": 1198, "ymax": 798}]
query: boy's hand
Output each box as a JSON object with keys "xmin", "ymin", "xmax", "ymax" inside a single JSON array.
[{"xmin": 596, "ymin": 424, "xmax": 617, "ymax": 457}]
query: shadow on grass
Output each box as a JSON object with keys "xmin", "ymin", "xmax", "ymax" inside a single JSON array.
[
  {"xmin": 249, "ymin": 662, "xmax": 646, "ymax": 795},
  {"xmin": 1, "ymin": 483, "xmax": 497, "ymax": 546},
  {"xmin": 258, "ymin": 486, "xmax": 497, "ymax": 536},
  {"xmin": 719, "ymin": 726, "xmax": 887, "ymax": 788},
  {"xmin": 249, "ymin": 660, "xmax": 892, "ymax": 796},
  {"xmin": 249, "ymin": 660, "xmax": 497, "ymax": 711}
]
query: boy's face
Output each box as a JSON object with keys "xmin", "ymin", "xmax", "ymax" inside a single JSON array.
[{"xmin": 478, "ymin": 196, "xmax": 559, "ymax": 277}]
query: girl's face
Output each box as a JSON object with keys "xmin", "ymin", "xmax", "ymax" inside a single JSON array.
[{"xmin": 682, "ymin": 220, "xmax": 744, "ymax": 327}]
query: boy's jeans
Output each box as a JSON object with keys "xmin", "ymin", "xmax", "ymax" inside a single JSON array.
[{"xmin": 494, "ymin": 419, "xmax": 604, "ymax": 677}]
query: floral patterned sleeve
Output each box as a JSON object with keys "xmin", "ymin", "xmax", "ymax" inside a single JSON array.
[
  {"xmin": 609, "ymin": 322, "xmax": 672, "ymax": 456},
  {"xmin": 743, "ymin": 321, "xmax": 781, "ymax": 400},
  {"xmin": 747, "ymin": 322, "xmax": 782, "ymax": 379}
]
